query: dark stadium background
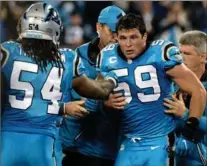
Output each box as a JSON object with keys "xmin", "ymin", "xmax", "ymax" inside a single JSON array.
[{"xmin": 0, "ymin": 1, "xmax": 206, "ymax": 49}]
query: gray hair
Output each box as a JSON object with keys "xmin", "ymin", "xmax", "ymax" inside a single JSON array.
[{"xmin": 179, "ymin": 30, "xmax": 207, "ymax": 54}]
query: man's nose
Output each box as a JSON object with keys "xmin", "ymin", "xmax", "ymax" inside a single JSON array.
[{"xmin": 126, "ymin": 38, "xmax": 132, "ymax": 47}]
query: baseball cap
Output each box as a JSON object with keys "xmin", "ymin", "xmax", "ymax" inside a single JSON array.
[{"xmin": 98, "ymin": 5, "xmax": 125, "ymax": 32}]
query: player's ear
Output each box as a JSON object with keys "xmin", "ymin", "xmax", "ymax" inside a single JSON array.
[
  {"xmin": 143, "ymin": 33, "xmax": 147, "ymax": 41},
  {"xmin": 200, "ymin": 53, "xmax": 206, "ymax": 64},
  {"xmin": 96, "ymin": 23, "xmax": 102, "ymax": 37}
]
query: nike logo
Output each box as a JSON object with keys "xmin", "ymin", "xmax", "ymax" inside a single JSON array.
[{"xmin": 151, "ymin": 146, "xmax": 160, "ymax": 150}]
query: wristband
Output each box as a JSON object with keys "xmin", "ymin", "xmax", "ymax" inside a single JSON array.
[
  {"xmin": 105, "ymin": 77, "xmax": 117, "ymax": 88},
  {"xmin": 58, "ymin": 102, "xmax": 65, "ymax": 116}
]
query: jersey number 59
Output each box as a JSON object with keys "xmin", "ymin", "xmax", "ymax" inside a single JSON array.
[{"xmin": 113, "ymin": 65, "xmax": 161, "ymax": 103}]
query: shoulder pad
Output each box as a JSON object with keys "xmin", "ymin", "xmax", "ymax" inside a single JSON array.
[{"xmin": 96, "ymin": 43, "xmax": 118, "ymax": 68}]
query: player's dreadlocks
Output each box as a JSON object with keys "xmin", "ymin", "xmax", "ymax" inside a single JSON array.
[
  {"xmin": 21, "ymin": 38, "xmax": 64, "ymax": 72},
  {"xmin": 16, "ymin": 2, "xmax": 65, "ymax": 74}
]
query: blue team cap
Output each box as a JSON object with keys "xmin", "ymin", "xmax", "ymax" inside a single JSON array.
[{"xmin": 98, "ymin": 5, "xmax": 125, "ymax": 32}]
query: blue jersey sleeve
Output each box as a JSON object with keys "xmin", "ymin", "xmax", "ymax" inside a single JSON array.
[
  {"xmin": 1, "ymin": 41, "xmax": 17, "ymax": 70},
  {"xmin": 60, "ymin": 48, "xmax": 85, "ymax": 78},
  {"xmin": 60, "ymin": 48, "xmax": 84, "ymax": 101},
  {"xmin": 160, "ymin": 41, "xmax": 183, "ymax": 69},
  {"xmin": 85, "ymin": 99, "xmax": 109, "ymax": 118},
  {"xmin": 85, "ymin": 98, "xmax": 100, "ymax": 112},
  {"xmin": 199, "ymin": 116, "xmax": 207, "ymax": 134},
  {"xmin": 151, "ymin": 40, "xmax": 183, "ymax": 70}
]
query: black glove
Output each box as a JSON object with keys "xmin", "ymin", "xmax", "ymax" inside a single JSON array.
[{"xmin": 182, "ymin": 117, "xmax": 199, "ymax": 142}]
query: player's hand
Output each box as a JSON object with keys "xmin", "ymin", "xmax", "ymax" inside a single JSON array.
[
  {"xmin": 104, "ymin": 93, "xmax": 127, "ymax": 109},
  {"xmin": 175, "ymin": 135, "xmax": 195, "ymax": 156},
  {"xmin": 65, "ymin": 100, "xmax": 89, "ymax": 118},
  {"xmin": 163, "ymin": 94, "xmax": 186, "ymax": 117}
]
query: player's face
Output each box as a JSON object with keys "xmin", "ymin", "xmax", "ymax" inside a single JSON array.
[
  {"xmin": 179, "ymin": 44, "xmax": 202, "ymax": 70},
  {"xmin": 98, "ymin": 24, "xmax": 117, "ymax": 48},
  {"xmin": 117, "ymin": 28, "xmax": 146, "ymax": 59}
]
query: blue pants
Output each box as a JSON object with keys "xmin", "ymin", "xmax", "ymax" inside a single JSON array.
[
  {"xmin": 176, "ymin": 156, "xmax": 205, "ymax": 166},
  {"xmin": 176, "ymin": 143, "xmax": 206, "ymax": 166},
  {"xmin": 54, "ymin": 129, "xmax": 63, "ymax": 166},
  {"xmin": 115, "ymin": 136, "xmax": 169, "ymax": 166},
  {"xmin": 1, "ymin": 131, "xmax": 56, "ymax": 166}
]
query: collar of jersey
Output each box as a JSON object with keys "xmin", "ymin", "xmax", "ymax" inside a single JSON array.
[
  {"xmin": 87, "ymin": 37, "xmax": 100, "ymax": 66},
  {"xmin": 200, "ymin": 70, "xmax": 207, "ymax": 82}
]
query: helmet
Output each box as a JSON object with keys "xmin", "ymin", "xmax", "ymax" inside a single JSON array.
[{"xmin": 18, "ymin": 2, "xmax": 63, "ymax": 46}]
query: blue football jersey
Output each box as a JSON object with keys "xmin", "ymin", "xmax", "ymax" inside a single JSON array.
[
  {"xmin": 60, "ymin": 41, "xmax": 97, "ymax": 148},
  {"xmin": 77, "ymin": 41, "xmax": 99, "ymax": 79},
  {"xmin": 60, "ymin": 38, "xmax": 119, "ymax": 160},
  {"xmin": 1, "ymin": 41, "xmax": 83, "ymax": 138},
  {"xmin": 97, "ymin": 40, "xmax": 183, "ymax": 138}
]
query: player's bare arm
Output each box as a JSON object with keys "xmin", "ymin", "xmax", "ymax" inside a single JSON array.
[
  {"xmin": 72, "ymin": 74, "xmax": 116, "ymax": 100},
  {"xmin": 166, "ymin": 64, "xmax": 206, "ymax": 119}
]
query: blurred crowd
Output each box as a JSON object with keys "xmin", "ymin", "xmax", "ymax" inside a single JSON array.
[{"xmin": 0, "ymin": 1, "xmax": 206, "ymax": 49}]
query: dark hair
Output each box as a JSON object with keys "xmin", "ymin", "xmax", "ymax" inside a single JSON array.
[
  {"xmin": 116, "ymin": 13, "xmax": 147, "ymax": 36},
  {"xmin": 21, "ymin": 38, "xmax": 64, "ymax": 73}
]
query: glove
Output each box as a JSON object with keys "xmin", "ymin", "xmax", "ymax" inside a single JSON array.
[
  {"xmin": 175, "ymin": 135, "xmax": 196, "ymax": 156},
  {"xmin": 182, "ymin": 117, "xmax": 199, "ymax": 142},
  {"xmin": 102, "ymin": 71, "xmax": 118, "ymax": 88},
  {"xmin": 176, "ymin": 117, "xmax": 199, "ymax": 156}
]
